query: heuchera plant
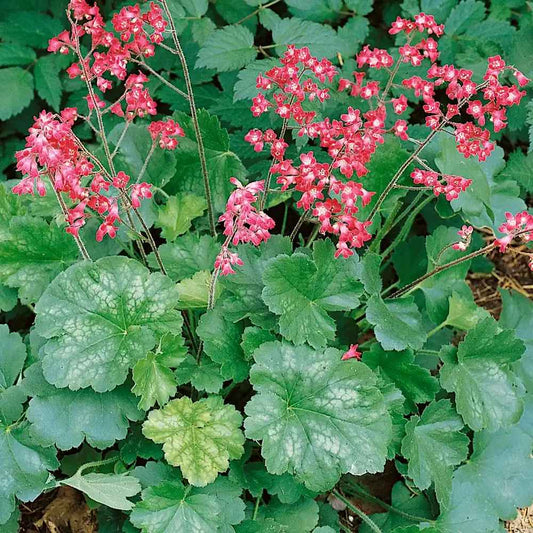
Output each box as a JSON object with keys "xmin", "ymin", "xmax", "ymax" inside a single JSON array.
[{"xmin": 2, "ymin": 0, "xmax": 533, "ymax": 532}]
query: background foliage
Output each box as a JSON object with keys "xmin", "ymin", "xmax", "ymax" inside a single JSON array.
[{"xmin": 0, "ymin": 0, "xmax": 532, "ymax": 532}]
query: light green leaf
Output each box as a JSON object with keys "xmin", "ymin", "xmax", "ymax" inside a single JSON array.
[
  {"xmin": 258, "ymin": 497, "xmax": 320, "ymax": 532},
  {"xmin": 0, "ymin": 216, "xmax": 79, "ymax": 304},
  {"xmin": 62, "ymin": 470, "xmax": 141, "ymax": 511},
  {"xmin": 143, "ymin": 396, "xmax": 245, "ymax": 486},
  {"xmin": 366, "ymin": 295, "xmax": 427, "ymax": 351},
  {"xmin": 151, "ymin": 233, "xmax": 219, "ymax": 282},
  {"xmin": 440, "ymin": 317, "xmax": 525, "ymax": 431},
  {"xmin": 23, "ymin": 363, "xmax": 142, "ymax": 450},
  {"xmin": 156, "ymin": 193, "xmax": 206, "ymax": 241},
  {"xmin": 262, "ymin": 239, "xmax": 363, "ymax": 348},
  {"xmin": 131, "ymin": 478, "xmax": 245, "ymax": 533},
  {"xmin": 245, "ymin": 341, "xmax": 391, "ymax": 492},
  {"xmin": 234, "ymin": 58, "xmax": 279, "ymax": 102},
  {"xmin": 355, "ymin": 252, "xmax": 382, "ymax": 296},
  {"xmin": 401, "ymin": 400, "xmax": 469, "ymax": 507},
  {"xmin": 108, "ymin": 123, "xmax": 177, "ymax": 187},
  {"xmin": 444, "ymin": 291, "xmax": 490, "ymax": 331},
  {"xmin": 176, "ymin": 270, "xmax": 220, "ymax": 309},
  {"xmin": 271, "ymin": 17, "xmax": 342, "ymax": 58},
  {"xmin": 35, "ymin": 256, "xmax": 181, "ymax": 392},
  {"xmin": 0, "ymin": 424, "xmax": 59, "ymax": 523},
  {"xmin": 196, "ymin": 25, "xmax": 257, "ymax": 72},
  {"xmin": 0, "ymin": 43, "xmax": 36, "ymax": 66},
  {"xmin": 363, "ymin": 344, "xmax": 439, "ymax": 406},
  {"xmin": 0, "ymin": 67, "xmax": 33, "ymax": 120},
  {"xmin": 196, "ymin": 305, "xmax": 248, "ymax": 381},
  {"xmin": 240, "ymin": 326, "xmax": 277, "ymax": 360},
  {"xmin": 132, "ymin": 352, "xmax": 178, "ymax": 411}
]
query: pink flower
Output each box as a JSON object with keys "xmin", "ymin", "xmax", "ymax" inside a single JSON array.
[{"xmin": 342, "ymin": 344, "xmax": 362, "ymax": 361}]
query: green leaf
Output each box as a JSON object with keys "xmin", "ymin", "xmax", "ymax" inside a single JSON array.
[
  {"xmin": 35, "ymin": 256, "xmax": 181, "ymax": 392},
  {"xmin": 196, "ymin": 306, "xmax": 248, "ymax": 381},
  {"xmin": 196, "ymin": 25, "xmax": 257, "ymax": 72},
  {"xmin": 444, "ymin": 0, "xmax": 485, "ymax": 35},
  {"xmin": 337, "ymin": 16, "xmax": 370, "ymax": 58},
  {"xmin": 34, "ymin": 55, "xmax": 64, "ymax": 111},
  {"xmin": 286, "ymin": 0, "xmax": 342, "ymax": 22},
  {"xmin": 241, "ymin": 326, "xmax": 277, "ymax": 360},
  {"xmin": 131, "ymin": 478, "xmax": 245, "ymax": 533},
  {"xmin": 271, "ymin": 17, "xmax": 341, "ymax": 58},
  {"xmin": 344, "ymin": 0, "xmax": 374, "ymax": 14},
  {"xmin": 119, "ymin": 425, "xmax": 163, "ymax": 465},
  {"xmin": 23, "ymin": 363, "xmax": 142, "ymax": 450},
  {"xmin": 176, "ymin": 270, "xmax": 220, "ymax": 309},
  {"xmin": 418, "ymin": 226, "xmax": 472, "ymax": 323},
  {"xmin": 152, "ymin": 233, "xmax": 219, "ymax": 282},
  {"xmin": 500, "ymin": 289, "xmax": 533, "ymax": 388},
  {"xmin": 355, "ymin": 252, "xmax": 382, "ymax": 296},
  {"xmin": 174, "ymin": 355, "xmax": 224, "ymax": 393},
  {"xmin": 437, "ymin": 422, "xmax": 533, "ymax": 531},
  {"xmin": 245, "ymin": 341, "xmax": 391, "ymax": 491},
  {"xmin": 221, "ymin": 235, "xmax": 292, "ymax": 328},
  {"xmin": 0, "ymin": 67, "xmax": 33, "ymax": 121},
  {"xmin": 132, "ymin": 352, "xmax": 178, "ymax": 411},
  {"xmin": 439, "ymin": 317, "xmax": 525, "ymax": 431},
  {"xmin": 401, "ymin": 400, "xmax": 469, "ymax": 507},
  {"xmin": 363, "ymin": 344, "xmax": 439, "ymax": 406},
  {"xmin": 170, "ymin": 0, "xmax": 208, "ymax": 17},
  {"xmin": 234, "ymin": 59, "xmax": 279, "ymax": 102},
  {"xmin": 444, "ymin": 291, "xmax": 490, "ymax": 331},
  {"xmin": 366, "ymin": 295, "xmax": 427, "ymax": 351},
  {"xmin": 156, "ymin": 193, "xmax": 206, "ymax": 241},
  {"xmin": 0, "ymin": 216, "xmax": 79, "ymax": 304},
  {"xmin": 0, "ymin": 11, "xmax": 63, "ymax": 48},
  {"xmin": 361, "ymin": 482, "xmax": 433, "ymax": 533},
  {"xmin": 143, "ymin": 396, "xmax": 245, "ymax": 486},
  {"xmin": 0, "ymin": 324, "xmax": 26, "ymax": 391},
  {"xmin": 499, "ymin": 149, "xmax": 533, "ymax": 193},
  {"xmin": 262, "ymin": 239, "xmax": 363, "ymax": 348},
  {"xmin": 0, "ymin": 424, "xmax": 59, "ymax": 523},
  {"xmin": 258, "ymin": 497, "xmax": 320, "ymax": 532},
  {"xmin": 0, "ymin": 43, "xmax": 36, "ymax": 66},
  {"xmin": 0, "ymin": 325, "xmax": 27, "ymax": 425},
  {"xmin": 62, "ymin": 470, "xmax": 141, "ymax": 511},
  {"xmin": 108, "ymin": 124, "xmax": 177, "ymax": 187},
  {"xmin": 169, "ymin": 109, "xmax": 247, "ymax": 212}
]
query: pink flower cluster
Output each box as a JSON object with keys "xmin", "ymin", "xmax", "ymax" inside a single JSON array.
[
  {"xmin": 13, "ymin": 111, "xmax": 153, "ymax": 241},
  {"xmin": 148, "ymin": 119, "xmax": 186, "ymax": 149},
  {"xmin": 215, "ymin": 178, "xmax": 275, "ymax": 275},
  {"xmin": 47, "ymin": 0, "xmax": 167, "ymax": 120},
  {"xmin": 494, "ymin": 212, "xmax": 533, "ymax": 253},
  {"xmin": 410, "ymin": 169, "xmax": 472, "ymax": 201}
]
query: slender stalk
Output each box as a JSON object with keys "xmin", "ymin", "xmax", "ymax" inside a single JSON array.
[
  {"xmin": 236, "ymin": 0, "xmax": 282, "ymax": 25},
  {"xmin": 290, "ymin": 209, "xmax": 309, "ymax": 241},
  {"xmin": 110, "ymin": 120, "xmax": 130, "ymax": 160},
  {"xmin": 159, "ymin": 0, "xmax": 217, "ymax": 236},
  {"xmin": 368, "ymin": 199, "xmax": 402, "ymax": 253},
  {"xmin": 390, "ymin": 243, "xmax": 494, "ymax": 299},
  {"xmin": 344, "ymin": 482, "xmax": 434, "ymax": 523},
  {"xmin": 51, "ymin": 180, "xmax": 91, "ymax": 261},
  {"xmin": 131, "ymin": 57, "xmax": 189, "ymax": 100},
  {"xmin": 380, "ymin": 193, "xmax": 433, "ymax": 259},
  {"xmin": 252, "ymin": 493, "xmax": 262, "ymax": 520},
  {"xmin": 136, "ymin": 141, "xmax": 157, "ymax": 183},
  {"xmin": 367, "ymin": 126, "xmax": 440, "ymax": 222},
  {"xmin": 331, "ymin": 489, "xmax": 383, "ymax": 533}
]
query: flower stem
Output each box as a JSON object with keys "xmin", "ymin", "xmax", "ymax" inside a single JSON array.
[
  {"xmin": 390, "ymin": 243, "xmax": 494, "ymax": 299},
  {"xmin": 343, "ymin": 481, "xmax": 435, "ymax": 524},
  {"xmin": 160, "ymin": 0, "xmax": 217, "ymax": 236},
  {"xmin": 331, "ymin": 489, "xmax": 383, "ymax": 533}
]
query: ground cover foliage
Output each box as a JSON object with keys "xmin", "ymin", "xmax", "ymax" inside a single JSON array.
[{"xmin": 1, "ymin": 0, "xmax": 533, "ymax": 532}]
